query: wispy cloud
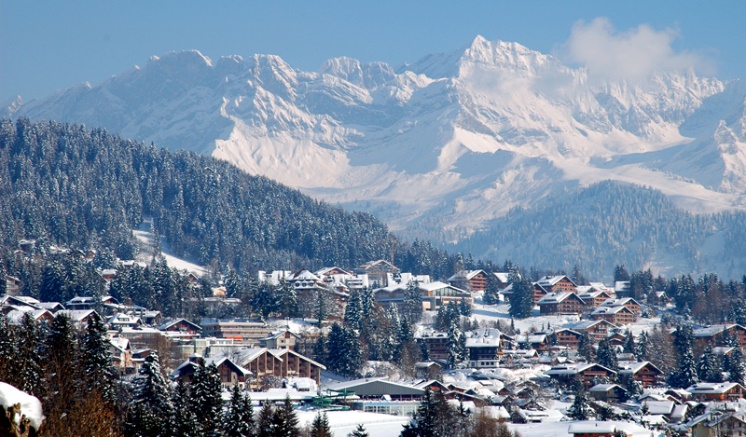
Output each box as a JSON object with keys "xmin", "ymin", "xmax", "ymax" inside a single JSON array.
[{"xmin": 557, "ymin": 18, "xmax": 713, "ymax": 83}]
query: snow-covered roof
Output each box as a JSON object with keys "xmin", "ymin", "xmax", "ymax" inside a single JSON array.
[
  {"xmin": 546, "ymin": 363, "xmax": 616, "ymax": 376},
  {"xmin": 568, "ymin": 422, "xmax": 618, "ymax": 434},
  {"xmin": 464, "ymin": 328, "xmax": 504, "ymax": 348},
  {"xmin": 494, "ymin": 272, "xmax": 510, "ymax": 283},
  {"xmin": 643, "ymin": 400, "xmax": 675, "ymax": 415},
  {"xmin": 687, "ymin": 382, "xmax": 744, "ymax": 394},
  {"xmin": 590, "ymin": 384, "xmax": 624, "ymax": 393},
  {"xmin": 618, "ymin": 361, "xmax": 662, "ymax": 375},
  {"xmin": 5, "ymin": 308, "xmax": 51, "ymax": 325},
  {"xmin": 694, "ymin": 324, "xmax": 744, "ymax": 338},
  {"xmin": 537, "ymin": 292, "xmax": 580, "ymax": 304},
  {"xmin": 537, "ymin": 275, "xmax": 573, "ymax": 287},
  {"xmin": 591, "ymin": 305, "xmax": 633, "ymax": 315},
  {"xmin": 55, "ymin": 309, "xmax": 98, "ymax": 323},
  {"xmin": 599, "ymin": 297, "xmax": 639, "ymax": 308}
]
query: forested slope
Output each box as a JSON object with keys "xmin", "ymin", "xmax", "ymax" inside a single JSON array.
[{"xmin": 0, "ymin": 118, "xmax": 460, "ymax": 276}]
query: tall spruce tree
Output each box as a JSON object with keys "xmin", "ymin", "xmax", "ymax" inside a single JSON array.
[
  {"xmin": 310, "ymin": 412, "xmax": 333, "ymax": 437},
  {"xmin": 348, "ymin": 424, "xmax": 369, "ymax": 437},
  {"xmin": 223, "ymin": 384, "xmax": 256, "ymax": 437},
  {"xmin": 189, "ymin": 362, "xmax": 224, "ymax": 436},
  {"xmin": 668, "ymin": 325, "xmax": 698, "ymax": 389},
  {"xmin": 271, "ymin": 395, "xmax": 301, "ymax": 437},
  {"xmin": 126, "ymin": 352, "xmax": 175, "ymax": 437},
  {"xmin": 728, "ymin": 347, "xmax": 746, "ymax": 384},
  {"xmin": 566, "ymin": 379, "xmax": 593, "ymax": 420},
  {"xmin": 80, "ymin": 315, "xmax": 118, "ymax": 406},
  {"xmin": 171, "ymin": 379, "xmax": 200, "ymax": 437},
  {"xmin": 508, "ymin": 275, "xmax": 534, "ymax": 319},
  {"xmin": 596, "ymin": 338, "xmax": 619, "ymax": 373}
]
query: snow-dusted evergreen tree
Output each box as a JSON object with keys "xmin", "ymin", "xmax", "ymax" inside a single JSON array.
[
  {"xmin": 278, "ymin": 279, "xmax": 299, "ymax": 318},
  {"xmin": 0, "ymin": 314, "xmax": 17, "ymax": 383},
  {"xmin": 125, "ymin": 352, "xmax": 175, "ymax": 437},
  {"xmin": 400, "ymin": 389, "xmax": 457, "ymax": 437},
  {"xmin": 315, "ymin": 289, "xmax": 329, "ymax": 328},
  {"xmin": 566, "ymin": 380, "xmax": 593, "ymax": 420},
  {"xmin": 344, "ymin": 290, "xmax": 364, "ymax": 331},
  {"xmin": 624, "ymin": 377, "xmax": 643, "ymax": 399},
  {"xmin": 635, "ymin": 330, "xmax": 650, "ymax": 361},
  {"xmin": 446, "ymin": 321, "xmax": 466, "ymax": 368},
  {"xmin": 728, "ymin": 347, "xmax": 746, "ymax": 385},
  {"xmin": 189, "ymin": 362, "xmax": 224, "ymax": 436},
  {"xmin": 697, "ymin": 343, "xmax": 723, "ymax": 383},
  {"xmin": 402, "ymin": 280, "xmax": 423, "ymax": 323},
  {"xmin": 668, "ymin": 325, "xmax": 698, "ymax": 389},
  {"xmin": 256, "ymin": 402, "xmax": 275, "ymax": 436},
  {"xmin": 80, "ymin": 315, "xmax": 117, "ymax": 406},
  {"xmin": 482, "ymin": 272, "xmax": 501, "ymax": 305},
  {"xmin": 347, "ymin": 424, "xmax": 369, "ymax": 437},
  {"xmin": 271, "ymin": 395, "xmax": 301, "ymax": 437},
  {"xmin": 310, "ymin": 412, "xmax": 332, "ymax": 437},
  {"xmin": 596, "ymin": 338, "xmax": 618, "ymax": 373},
  {"xmin": 623, "ymin": 330, "xmax": 636, "ymax": 355},
  {"xmin": 171, "ymin": 379, "xmax": 200, "ymax": 437},
  {"xmin": 508, "ymin": 275, "xmax": 533, "ymax": 319},
  {"xmin": 223, "ymin": 384, "xmax": 256, "ymax": 437},
  {"xmin": 577, "ymin": 331, "xmax": 595, "ymax": 362},
  {"xmin": 326, "ymin": 323, "xmax": 362, "ymax": 377},
  {"xmin": 459, "ymin": 298, "xmax": 471, "ymax": 317}
]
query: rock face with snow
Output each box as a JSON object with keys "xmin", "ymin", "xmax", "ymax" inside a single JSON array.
[
  {"xmin": 0, "ymin": 382, "xmax": 44, "ymax": 434},
  {"xmin": 8, "ymin": 37, "xmax": 746, "ymax": 270}
]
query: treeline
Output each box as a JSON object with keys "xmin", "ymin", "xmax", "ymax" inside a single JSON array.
[
  {"xmin": 453, "ymin": 181, "xmax": 746, "ymax": 281},
  {"xmin": 0, "ymin": 118, "xmax": 480, "ymax": 278}
]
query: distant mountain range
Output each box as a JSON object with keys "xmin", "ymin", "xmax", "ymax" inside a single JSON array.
[{"xmin": 8, "ymin": 36, "xmax": 746, "ymax": 279}]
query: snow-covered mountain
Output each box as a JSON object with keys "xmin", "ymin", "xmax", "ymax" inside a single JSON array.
[{"xmin": 9, "ymin": 36, "xmax": 746, "ymax": 275}]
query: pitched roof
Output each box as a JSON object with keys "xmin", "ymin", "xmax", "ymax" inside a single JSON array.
[{"xmin": 537, "ymin": 292, "xmax": 582, "ymax": 304}]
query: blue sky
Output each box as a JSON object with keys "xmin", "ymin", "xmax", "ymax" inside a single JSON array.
[{"xmin": 1, "ymin": 1, "xmax": 744, "ymax": 104}]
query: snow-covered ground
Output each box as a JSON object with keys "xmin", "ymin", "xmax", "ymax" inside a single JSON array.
[
  {"xmin": 132, "ymin": 218, "xmax": 207, "ymax": 276},
  {"xmin": 296, "ymin": 410, "xmax": 409, "ymax": 437},
  {"xmin": 510, "ymin": 420, "xmax": 656, "ymax": 437}
]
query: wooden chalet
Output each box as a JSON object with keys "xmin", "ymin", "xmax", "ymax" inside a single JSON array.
[
  {"xmin": 415, "ymin": 329, "xmax": 449, "ymax": 361},
  {"xmin": 589, "ymin": 384, "xmax": 627, "ymax": 403},
  {"xmin": 694, "ymin": 324, "xmax": 746, "ymax": 351},
  {"xmin": 576, "ymin": 288, "xmax": 614, "ymax": 312},
  {"xmin": 591, "ymin": 305, "xmax": 636, "ymax": 325},
  {"xmin": 5, "ymin": 308, "xmax": 53, "ymax": 325},
  {"xmin": 565, "ymin": 320, "xmax": 618, "ymax": 342},
  {"xmin": 157, "ymin": 318, "xmax": 202, "ymax": 341},
  {"xmin": 618, "ymin": 361, "xmax": 663, "ymax": 387},
  {"xmin": 691, "ymin": 412, "xmax": 746, "ymax": 437},
  {"xmin": 553, "ymin": 328, "xmax": 582, "ymax": 350},
  {"xmin": 546, "ymin": 363, "xmax": 617, "ymax": 388},
  {"xmin": 536, "ymin": 275, "xmax": 577, "ymax": 294},
  {"xmin": 464, "ymin": 328, "xmax": 511, "ymax": 368},
  {"xmin": 686, "ymin": 382, "xmax": 746, "ymax": 402},
  {"xmin": 447, "ymin": 270, "xmax": 490, "ymax": 292},
  {"xmin": 537, "ymin": 292, "xmax": 585, "ymax": 315},
  {"xmin": 231, "ymin": 347, "xmax": 326, "ymax": 389},
  {"xmin": 171, "ymin": 354, "xmax": 252, "ymax": 387},
  {"xmin": 259, "ymin": 329, "xmax": 298, "ymax": 350}
]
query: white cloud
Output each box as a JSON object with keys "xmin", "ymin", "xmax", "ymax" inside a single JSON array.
[{"xmin": 558, "ymin": 18, "xmax": 712, "ymax": 83}]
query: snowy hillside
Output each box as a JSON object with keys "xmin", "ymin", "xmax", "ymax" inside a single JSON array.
[{"xmin": 9, "ymin": 36, "xmax": 746, "ymax": 276}]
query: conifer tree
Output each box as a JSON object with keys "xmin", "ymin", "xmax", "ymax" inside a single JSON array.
[
  {"xmin": 446, "ymin": 320, "xmax": 466, "ymax": 369},
  {"xmin": 402, "ymin": 280, "xmax": 423, "ymax": 323},
  {"xmin": 310, "ymin": 412, "xmax": 333, "ymax": 437},
  {"xmin": 125, "ymin": 352, "xmax": 175, "ymax": 437},
  {"xmin": 348, "ymin": 424, "xmax": 369, "ymax": 437},
  {"xmin": 508, "ymin": 275, "xmax": 534, "ymax": 319},
  {"xmin": 483, "ymin": 272, "xmax": 501, "ymax": 305},
  {"xmin": 668, "ymin": 325, "xmax": 698, "ymax": 389},
  {"xmin": 566, "ymin": 379, "xmax": 593, "ymax": 420},
  {"xmin": 80, "ymin": 315, "xmax": 118, "ymax": 406},
  {"xmin": 623, "ymin": 330, "xmax": 636, "ymax": 355},
  {"xmin": 257, "ymin": 402, "xmax": 275, "ymax": 436},
  {"xmin": 223, "ymin": 384, "xmax": 256, "ymax": 437},
  {"xmin": 596, "ymin": 338, "xmax": 619, "ymax": 373},
  {"xmin": 189, "ymin": 362, "xmax": 224, "ymax": 436},
  {"xmin": 171, "ymin": 379, "xmax": 200, "ymax": 437},
  {"xmin": 728, "ymin": 347, "xmax": 746, "ymax": 385},
  {"xmin": 344, "ymin": 290, "xmax": 364, "ymax": 331},
  {"xmin": 271, "ymin": 395, "xmax": 301, "ymax": 437},
  {"xmin": 577, "ymin": 331, "xmax": 595, "ymax": 362}
]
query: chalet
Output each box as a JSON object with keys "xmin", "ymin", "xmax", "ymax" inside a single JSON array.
[
  {"xmin": 532, "ymin": 283, "xmax": 550, "ymax": 304},
  {"xmin": 464, "ymin": 328, "xmax": 511, "ymax": 368},
  {"xmin": 373, "ymin": 281, "xmax": 471, "ymax": 312},
  {"xmin": 690, "ymin": 411, "xmax": 746, "ymax": 437},
  {"xmin": 414, "ymin": 361, "xmax": 443, "ymax": 380},
  {"xmin": 157, "ymin": 318, "xmax": 202, "ymax": 341},
  {"xmin": 536, "ymin": 275, "xmax": 577, "ymax": 294},
  {"xmin": 415, "ymin": 329, "xmax": 449, "ymax": 361},
  {"xmin": 598, "ymin": 298, "xmax": 641, "ymax": 315},
  {"xmin": 565, "ymin": 320, "xmax": 619, "ymax": 342},
  {"xmin": 259, "ymin": 329, "xmax": 298, "ymax": 350},
  {"xmin": 618, "ymin": 361, "xmax": 663, "ymax": 387},
  {"xmin": 109, "ymin": 337, "xmax": 135, "ymax": 375},
  {"xmin": 447, "ymin": 270, "xmax": 490, "ymax": 292},
  {"xmin": 228, "ymin": 347, "xmax": 326, "ymax": 388},
  {"xmin": 171, "ymin": 354, "xmax": 252, "ymax": 387},
  {"xmin": 355, "ymin": 260, "xmax": 400, "ymax": 287},
  {"xmin": 55, "ymin": 309, "xmax": 101, "ymax": 327},
  {"xmin": 576, "ymin": 288, "xmax": 614, "ymax": 312},
  {"xmin": 546, "ymin": 363, "xmax": 617, "ymax": 388},
  {"xmin": 614, "ymin": 281, "xmax": 631, "ymax": 297},
  {"xmin": 37, "ymin": 302, "xmax": 65, "ymax": 312},
  {"xmin": 537, "ymin": 292, "xmax": 585, "ymax": 315},
  {"xmin": 686, "ymin": 382, "xmax": 746, "ymax": 402},
  {"xmin": 694, "ymin": 324, "xmax": 746, "ymax": 351},
  {"xmin": 553, "ymin": 328, "xmax": 582, "ymax": 350},
  {"xmin": 65, "ymin": 295, "xmax": 119, "ymax": 311},
  {"xmin": 591, "ymin": 305, "xmax": 636, "ymax": 325},
  {"xmin": 0, "ymin": 295, "xmax": 40, "ymax": 309},
  {"xmin": 568, "ymin": 422, "xmax": 625, "ymax": 437},
  {"xmin": 5, "ymin": 308, "xmax": 53, "ymax": 325},
  {"xmin": 589, "ymin": 384, "xmax": 627, "ymax": 403},
  {"xmin": 106, "ymin": 313, "xmax": 142, "ymax": 329}
]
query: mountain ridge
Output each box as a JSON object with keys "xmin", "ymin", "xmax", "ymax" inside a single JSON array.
[{"xmin": 8, "ymin": 36, "xmax": 746, "ymax": 277}]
